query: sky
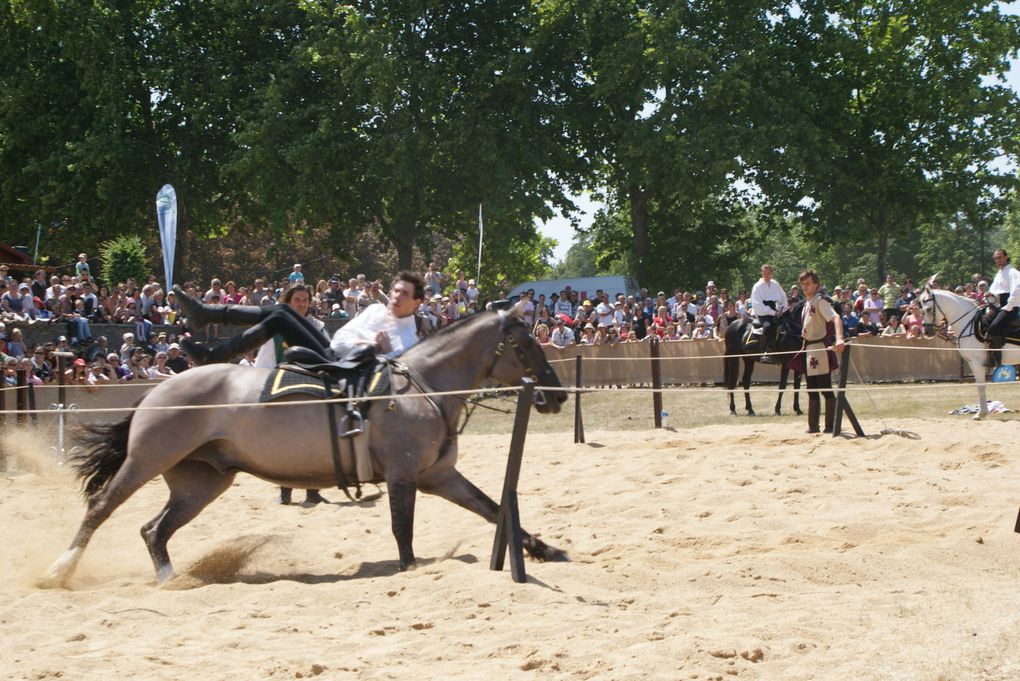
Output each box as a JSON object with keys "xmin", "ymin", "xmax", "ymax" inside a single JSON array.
[{"xmin": 536, "ymin": 2, "xmax": 1020, "ymax": 263}]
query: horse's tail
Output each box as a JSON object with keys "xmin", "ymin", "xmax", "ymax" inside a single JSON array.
[{"xmin": 69, "ymin": 414, "xmax": 133, "ymax": 503}]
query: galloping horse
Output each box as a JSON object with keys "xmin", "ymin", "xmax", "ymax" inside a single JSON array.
[
  {"xmin": 723, "ymin": 306, "xmax": 804, "ymax": 416},
  {"xmin": 41, "ymin": 305, "xmax": 568, "ymax": 587},
  {"xmin": 917, "ymin": 281, "xmax": 1020, "ymax": 420}
]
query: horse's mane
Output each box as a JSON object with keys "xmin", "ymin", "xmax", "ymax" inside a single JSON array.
[
  {"xmin": 405, "ymin": 309, "xmax": 510, "ymax": 356},
  {"xmin": 930, "ymin": 287, "xmax": 979, "ymax": 307}
]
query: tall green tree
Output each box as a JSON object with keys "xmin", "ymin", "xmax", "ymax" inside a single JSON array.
[
  {"xmin": 748, "ymin": 0, "xmax": 1020, "ymax": 282},
  {"xmin": 536, "ymin": 0, "xmax": 784, "ymax": 286},
  {"xmin": 230, "ymin": 0, "xmax": 584, "ymax": 272}
]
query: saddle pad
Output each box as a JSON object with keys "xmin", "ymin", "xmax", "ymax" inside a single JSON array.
[{"xmin": 259, "ymin": 367, "xmax": 343, "ymax": 404}]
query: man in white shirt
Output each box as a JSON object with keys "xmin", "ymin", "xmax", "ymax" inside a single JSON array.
[
  {"xmin": 986, "ymin": 248, "xmax": 1020, "ymax": 365},
  {"xmin": 550, "ymin": 319, "xmax": 575, "ymax": 348},
  {"xmin": 750, "ymin": 263, "xmax": 788, "ymax": 362}
]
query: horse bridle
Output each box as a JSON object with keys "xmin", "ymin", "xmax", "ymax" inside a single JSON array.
[
  {"xmin": 490, "ymin": 322, "xmax": 558, "ymax": 406},
  {"xmin": 920, "ymin": 286, "xmax": 977, "ymax": 342}
]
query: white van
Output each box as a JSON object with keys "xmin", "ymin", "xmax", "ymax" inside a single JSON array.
[{"xmin": 507, "ymin": 275, "xmax": 642, "ymax": 305}]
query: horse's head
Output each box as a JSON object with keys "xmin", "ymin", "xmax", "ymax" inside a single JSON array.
[
  {"xmin": 492, "ymin": 302, "xmax": 566, "ymax": 413},
  {"xmin": 916, "ymin": 279, "xmax": 941, "ymax": 338}
]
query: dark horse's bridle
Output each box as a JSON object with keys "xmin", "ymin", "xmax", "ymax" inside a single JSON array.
[{"xmin": 490, "ymin": 317, "xmax": 559, "ymax": 406}]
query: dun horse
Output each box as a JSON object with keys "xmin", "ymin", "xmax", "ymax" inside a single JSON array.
[
  {"xmin": 723, "ymin": 306, "xmax": 804, "ymax": 416},
  {"xmin": 41, "ymin": 305, "xmax": 568, "ymax": 587}
]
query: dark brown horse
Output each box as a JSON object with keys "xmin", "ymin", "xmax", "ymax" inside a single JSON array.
[
  {"xmin": 723, "ymin": 306, "xmax": 804, "ymax": 416},
  {"xmin": 40, "ymin": 304, "xmax": 567, "ymax": 587}
]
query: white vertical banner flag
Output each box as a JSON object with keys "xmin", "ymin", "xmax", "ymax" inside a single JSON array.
[
  {"xmin": 155, "ymin": 184, "xmax": 178, "ymax": 292},
  {"xmin": 477, "ymin": 204, "xmax": 483, "ymax": 284}
]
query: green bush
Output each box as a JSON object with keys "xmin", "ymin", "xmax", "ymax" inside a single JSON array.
[{"xmin": 99, "ymin": 235, "xmax": 150, "ymax": 287}]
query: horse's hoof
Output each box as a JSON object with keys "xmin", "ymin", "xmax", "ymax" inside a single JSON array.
[
  {"xmin": 543, "ymin": 548, "xmax": 570, "ymax": 563},
  {"xmin": 398, "ymin": 559, "xmax": 417, "ymax": 572},
  {"xmin": 795, "ymin": 409, "xmax": 803, "ymax": 416},
  {"xmin": 973, "ymin": 413, "xmax": 986, "ymax": 421},
  {"xmin": 36, "ymin": 573, "xmax": 68, "ymax": 590}
]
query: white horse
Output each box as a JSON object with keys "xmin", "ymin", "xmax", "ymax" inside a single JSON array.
[{"xmin": 917, "ymin": 282, "xmax": 1020, "ymax": 419}]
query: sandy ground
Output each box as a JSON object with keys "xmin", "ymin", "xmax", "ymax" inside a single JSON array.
[{"xmin": 2, "ymin": 417, "xmax": 1020, "ymax": 680}]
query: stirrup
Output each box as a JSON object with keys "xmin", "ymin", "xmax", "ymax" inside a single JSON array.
[{"xmin": 339, "ymin": 409, "xmax": 364, "ymax": 439}]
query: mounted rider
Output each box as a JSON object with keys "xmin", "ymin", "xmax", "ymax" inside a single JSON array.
[
  {"xmin": 984, "ymin": 249, "xmax": 1020, "ymax": 367},
  {"xmin": 176, "ymin": 271, "xmax": 427, "ymax": 365},
  {"xmin": 751, "ymin": 263, "xmax": 788, "ymax": 363}
]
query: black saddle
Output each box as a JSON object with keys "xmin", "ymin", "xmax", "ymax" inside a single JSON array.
[
  {"xmin": 974, "ymin": 308, "xmax": 1020, "ymax": 344},
  {"xmin": 281, "ymin": 345, "xmax": 392, "ymax": 399}
]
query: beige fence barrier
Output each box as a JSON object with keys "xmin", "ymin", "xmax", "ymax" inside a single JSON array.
[{"xmin": 545, "ymin": 337, "xmax": 962, "ymax": 388}]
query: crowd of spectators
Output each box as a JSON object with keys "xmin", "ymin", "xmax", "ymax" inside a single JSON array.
[
  {"xmin": 512, "ymin": 272, "xmax": 997, "ymax": 349},
  {"xmin": 0, "ymin": 255, "xmax": 1001, "ymax": 388}
]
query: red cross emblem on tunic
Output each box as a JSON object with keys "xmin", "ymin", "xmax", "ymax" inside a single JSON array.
[{"xmin": 809, "ymin": 355, "xmax": 819, "ymax": 370}]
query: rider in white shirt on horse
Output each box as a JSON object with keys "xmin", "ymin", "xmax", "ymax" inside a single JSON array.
[
  {"xmin": 986, "ymin": 248, "xmax": 1020, "ymax": 366},
  {"xmin": 750, "ymin": 263, "xmax": 788, "ymax": 363}
]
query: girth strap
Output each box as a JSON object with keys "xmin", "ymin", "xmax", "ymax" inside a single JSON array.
[{"xmin": 323, "ymin": 376, "xmax": 361, "ymax": 502}]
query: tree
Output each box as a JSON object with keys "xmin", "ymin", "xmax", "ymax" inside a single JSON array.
[
  {"xmin": 535, "ymin": 0, "xmax": 784, "ymax": 285},
  {"xmin": 747, "ymin": 0, "xmax": 1020, "ymax": 282},
  {"xmin": 100, "ymin": 235, "xmax": 150, "ymax": 287}
]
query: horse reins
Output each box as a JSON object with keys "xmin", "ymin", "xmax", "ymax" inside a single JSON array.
[{"xmin": 923, "ymin": 287, "xmax": 979, "ymax": 343}]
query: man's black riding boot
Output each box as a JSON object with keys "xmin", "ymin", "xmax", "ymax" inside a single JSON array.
[
  {"xmin": 806, "ymin": 400, "xmax": 821, "ymax": 433},
  {"xmin": 823, "ymin": 397, "xmax": 836, "ymax": 433},
  {"xmin": 173, "ymin": 285, "xmax": 265, "ymax": 328},
  {"xmin": 984, "ymin": 337, "xmax": 1005, "ymax": 368},
  {"xmin": 181, "ymin": 324, "xmax": 271, "ymax": 365}
]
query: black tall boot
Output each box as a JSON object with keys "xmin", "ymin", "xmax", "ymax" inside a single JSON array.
[
  {"xmin": 806, "ymin": 399, "xmax": 821, "ymax": 433},
  {"xmin": 984, "ymin": 337, "xmax": 1005, "ymax": 368},
  {"xmin": 173, "ymin": 285, "xmax": 265, "ymax": 328},
  {"xmin": 823, "ymin": 396, "xmax": 836, "ymax": 434},
  {"xmin": 181, "ymin": 324, "xmax": 272, "ymax": 365}
]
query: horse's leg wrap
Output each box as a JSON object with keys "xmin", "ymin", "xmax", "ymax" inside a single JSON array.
[{"xmin": 387, "ymin": 481, "xmax": 417, "ymax": 570}]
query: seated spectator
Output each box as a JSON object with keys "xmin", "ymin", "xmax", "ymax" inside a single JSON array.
[
  {"xmin": 6, "ymin": 327, "xmax": 25, "ymax": 358},
  {"xmin": 150, "ymin": 351, "xmax": 177, "ymax": 379},
  {"xmin": 841, "ymin": 303, "xmax": 861, "ymax": 337},
  {"xmin": 87, "ymin": 361, "xmax": 112, "ymax": 386},
  {"xmin": 165, "ymin": 343, "xmax": 189, "ymax": 373},
  {"xmin": 551, "ymin": 319, "xmax": 575, "ymax": 348},
  {"xmin": 105, "ymin": 352, "xmax": 132, "ymax": 381},
  {"xmin": 662, "ymin": 323, "xmax": 681, "ymax": 341},
  {"xmin": 691, "ymin": 319, "xmax": 713, "ymax": 340},
  {"xmin": 2, "ymin": 355, "xmax": 17, "ymax": 386},
  {"xmin": 21, "ymin": 357, "xmax": 42, "ymax": 385},
  {"xmin": 881, "ymin": 314, "xmax": 907, "ymax": 337},
  {"xmin": 67, "ymin": 357, "xmax": 88, "ymax": 384},
  {"xmin": 578, "ymin": 322, "xmax": 596, "ymax": 345},
  {"xmin": 904, "ymin": 303, "xmax": 925, "ymax": 338},
  {"xmin": 120, "ymin": 332, "xmax": 136, "ymax": 364},
  {"xmin": 30, "ymin": 345, "xmax": 53, "ymax": 383},
  {"xmin": 535, "ymin": 323, "xmax": 552, "ymax": 346}
]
